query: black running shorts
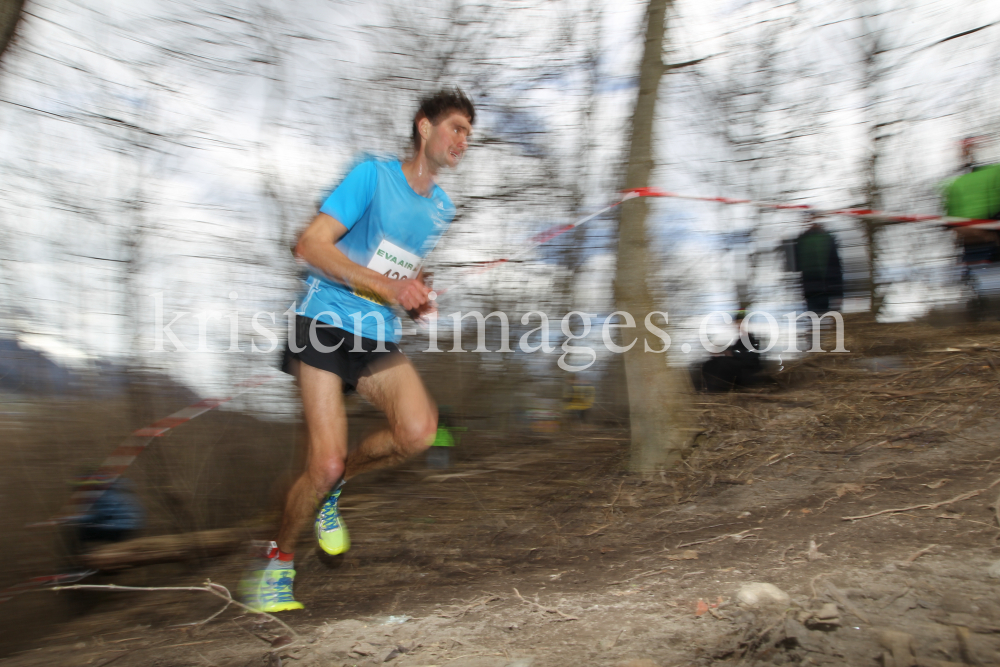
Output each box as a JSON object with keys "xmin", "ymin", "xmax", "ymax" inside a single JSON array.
[{"xmin": 282, "ymin": 315, "xmax": 405, "ymax": 390}]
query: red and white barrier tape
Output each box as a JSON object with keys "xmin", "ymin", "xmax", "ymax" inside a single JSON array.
[
  {"xmin": 30, "ymin": 375, "xmax": 275, "ymax": 528},
  {"xmin": 624, "ymin": 187, "xmax": 1000, "ymax": 229},
  {"xmin": 429, "ymin": 186, "xmax": 998, "ymax": 300},
  {"xmin": 4, "ymin": 376, "xmax": 274, "ymax": 605},
  {"xmin": 0, "ymin": 569, "xmax": 98, "ymax": 604},
  {"xmin": 429, "ymin": 196, "xmax": 634, "ymax": 300}
]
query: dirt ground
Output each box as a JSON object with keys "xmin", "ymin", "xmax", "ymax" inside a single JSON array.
[{"xmin": 4, "ymin": 319, "xmax": 1000, "ymax": 667}]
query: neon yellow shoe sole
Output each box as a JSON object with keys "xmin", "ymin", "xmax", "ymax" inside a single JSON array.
[
  {"xmin": 315, "ymin": 487, "xmax": 350, "ymax": 555},
  {"xmin": 240, "ymin": 567, "xmax": 304, "ymax": 613}
]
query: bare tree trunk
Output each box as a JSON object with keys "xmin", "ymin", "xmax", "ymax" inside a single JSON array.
[
  {"xmin": 862, "ymin": 219, "xmax": 882, "ymax": 316},
  {"xmin": 863, "ymin": 127, "xmax": 884, "ymax": 317},
  {"xmin": 857, "ymin": 0, "xmax": 889, "ymax": 318},
  {"xmin": 616, "ymin": 0, "xmax": 693, "ymax": 473},
  {"xmin": 0, "ymin": 0, "xmax": 24, "ymax": 59}
]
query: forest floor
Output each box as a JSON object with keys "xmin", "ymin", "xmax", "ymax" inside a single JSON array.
[{"xmin": 4, "ymin": 318, "xmax": 1000, "ymax": 667}]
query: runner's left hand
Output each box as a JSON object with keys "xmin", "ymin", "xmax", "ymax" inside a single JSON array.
[
  {"xmin": 407, "ymin": 301, "xmax": 438, "ymax": 322},
  {"xmin": 406, "ymin": 271, "xmax": 435, "ymax": 321}
]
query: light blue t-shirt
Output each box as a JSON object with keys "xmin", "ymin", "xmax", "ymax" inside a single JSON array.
[{"xmin": 296, "ymin": 158, "xmax": 454, "ymax": 342}]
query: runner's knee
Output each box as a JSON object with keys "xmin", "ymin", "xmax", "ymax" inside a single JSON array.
[
  {"xmin": 393, "ymin": 410, "xmax": 438, "ymax": 454},
  {"xmin": 308, "ymin": 456, "xmax": 346, "ymax": 491}
]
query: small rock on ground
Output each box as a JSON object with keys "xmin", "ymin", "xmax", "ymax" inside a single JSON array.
[{"xmin": 737, "ymin": 582, "xmax": 791, "ymax": 607}]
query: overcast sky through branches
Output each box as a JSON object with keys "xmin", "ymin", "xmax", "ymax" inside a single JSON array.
[{"xmin": 2, "ymin": 0, "xmax": 999, "ymax": 410}]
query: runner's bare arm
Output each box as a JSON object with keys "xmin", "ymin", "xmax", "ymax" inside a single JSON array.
[{"xmin": 295, "ymin": 213, "xmax": 431, "ymax": 311}]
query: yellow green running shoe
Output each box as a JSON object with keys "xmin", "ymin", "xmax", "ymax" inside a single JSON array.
[
  {"xmin": 239, "ymin": 566, "xmax": 304, "ymax": 613},
  {"xmin": 315, "ymin": 485, "xmax": 350, "ymax": 555}
]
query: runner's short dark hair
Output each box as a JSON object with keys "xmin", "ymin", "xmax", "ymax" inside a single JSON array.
[{"xmin": 412, "ymin": 88, "xmax": 475, "ymax": 150}]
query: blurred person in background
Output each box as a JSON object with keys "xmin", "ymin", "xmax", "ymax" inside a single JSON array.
[
  {"xmin": 68, "ymin": 478, "xmax": 144, "ymax": 553},
  {"xmin": 945, "ymin": 136, "xmax": 1000, "ymax": 317},
  {"xmin": 425, "ymin": 407, "xmax": 465, "ymax": 469},
  {"xmin": 947, "ymin": 135, "xmax": 1000, "ymax": 263},
  {"xmin": 696, "ymin": 311, "xmax": 763, "ymax": 392},
  {"xmin": 794, "ymin": 214, "xmax": 843, "ymax": 315},
  {"xmin": 959, "ymin": 135, "xmax": 989, "ymax": 175},
  {"xmin": 564, "ymin": 376, "xmax": 595, "ymax": 425},
  {"xmin": 241, "ymin": 89, "xmax": 475, "ymax": 613}
]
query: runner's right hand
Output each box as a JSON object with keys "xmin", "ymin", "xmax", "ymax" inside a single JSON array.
[{"xmin": 386, "ymin": 277, "xmax": 431, "ymax": 311}]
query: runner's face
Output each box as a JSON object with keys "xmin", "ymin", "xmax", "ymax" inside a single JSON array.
[{"xmin": 424, "ymin": 111, "xmax": 472, "ymax": 169}]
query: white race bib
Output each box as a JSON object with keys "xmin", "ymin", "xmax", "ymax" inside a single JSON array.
[{"xmin": 354, "ymin": 239, "xmax": 422, "ymax": 305}]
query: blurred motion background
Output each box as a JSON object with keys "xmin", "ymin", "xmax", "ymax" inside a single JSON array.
[{"xmin": 2, "ymin": 0, "xmax": 1000, "ymax": 654}]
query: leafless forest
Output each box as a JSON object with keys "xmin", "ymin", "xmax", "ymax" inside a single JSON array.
[{"xmin": 3, "ymin": 1, "xmax": 1000, "ymax": 666}]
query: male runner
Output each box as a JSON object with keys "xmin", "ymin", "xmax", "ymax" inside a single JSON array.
[{"xmin": 241, "ymin": 89, "xmax": 475, "ymax": 612}]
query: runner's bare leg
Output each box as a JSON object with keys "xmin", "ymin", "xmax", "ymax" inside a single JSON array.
[
  {"xmin": 347, "ymin": 360, "xmax": 438, "ymax": 479},
  {"xmin": 276, "ymin": 361, "xmax": 348, "ymax": 554}
]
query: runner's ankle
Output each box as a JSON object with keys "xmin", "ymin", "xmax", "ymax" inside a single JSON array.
[{"xmin": 257, "ymin": 542, "xmax": 294, "ymax": 569}]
